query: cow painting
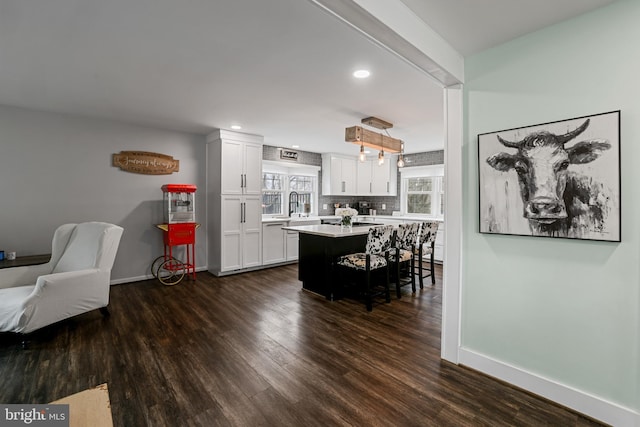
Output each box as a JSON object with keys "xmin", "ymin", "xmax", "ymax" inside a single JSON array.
[{"xmin": 479, "ymin": 112, "xmax": 620, "ymax": 241}]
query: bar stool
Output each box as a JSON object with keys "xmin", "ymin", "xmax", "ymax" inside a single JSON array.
[
  {"xmin": 336, "ymin": 225, "xmax": 394, "ymax": 311},
  {"xmin": 390, "ymin": 222, "xmax": 420, "ymax": 297},
  {"xmin": 414, "ymin": 221, "xmax": 439, "ymax": 288}
]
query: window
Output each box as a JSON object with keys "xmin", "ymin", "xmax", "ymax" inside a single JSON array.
[
  {"xmin": 288, "ymin": 175, "xmax": 314, "ymax": 215},
  {"xmin": 262, "ymin": 173, "xmax": 284, "ymax": 215},
  {"xmin": 261, "ymin": 163, "xmax": 319, "ymax": 216},
  {"xmin": 400, "ymin": 165, "xmax": 444, "ymax": 219},
  {"xmin": 407, "ymin": 177, "xmax": 434, "ymax": 215}
]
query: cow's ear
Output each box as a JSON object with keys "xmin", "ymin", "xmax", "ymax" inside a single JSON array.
[
  {"xmin": 567, "ymin": 139, "xmax": 611, "ymax": 164},
  {"xmin": 486, "ymin": 152, "xmax": 516, "ymax": 171}
]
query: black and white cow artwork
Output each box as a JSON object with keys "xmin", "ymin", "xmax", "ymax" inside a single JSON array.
[{"xmin": 485, "ymin": 119, "xmax": 614, "ymax": 238}]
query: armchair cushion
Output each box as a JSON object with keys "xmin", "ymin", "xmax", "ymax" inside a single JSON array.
[{"xmin": 0, "ymin": 285, "xmax": 35, "ymax": 333}]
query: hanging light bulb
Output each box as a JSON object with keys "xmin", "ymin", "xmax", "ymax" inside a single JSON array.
[
  {"xmin": 378, "ymin": 148, "xmax": 385, "ymax": 165},
  {"xmin": 397, "ymin": 141, "xmax": 405, "ymax": 168},
  {"xmin": 358, "ymin": 142, "xmax": 366, "ymax": 162}
]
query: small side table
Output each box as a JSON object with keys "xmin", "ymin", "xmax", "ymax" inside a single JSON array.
[{"xmin": 0, "ymin": 254, "xmax": 51, "ymax": 269}]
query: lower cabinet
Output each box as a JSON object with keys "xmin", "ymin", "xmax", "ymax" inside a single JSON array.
[
  {"xmin": 286, "ymin": 230, "xmax": 299, "ymax": 261},
  {"xmin": 262, "ymin": 222, "xmax": 287, "ymax": 265},
  {"xmin": 433, "ymin": 223, "xmax": 444, "ymax": 263},
  {"xmin": 261, "ymin": 223, "xmax": 300, "ymax": 265},
  {"xmin": 219, "ymin": 195, "xmax": 263, "ymax": 272}
]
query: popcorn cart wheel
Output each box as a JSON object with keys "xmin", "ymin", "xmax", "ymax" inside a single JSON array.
[{"xmin": 151, "ymin": 255, "xmax": 186, "ymax": 286}]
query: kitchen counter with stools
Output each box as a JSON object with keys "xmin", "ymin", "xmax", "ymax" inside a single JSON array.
[{"xmin": 282, "ymin": 224, "xmax": 376, "ymax": 300}]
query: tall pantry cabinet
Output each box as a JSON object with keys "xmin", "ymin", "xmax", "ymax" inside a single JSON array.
[{"xmin": 207, "ymin": 130, "xmax": 263, "ymax": 275}]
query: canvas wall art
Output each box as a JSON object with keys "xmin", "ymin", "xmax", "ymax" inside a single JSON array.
[{"xmin": 478, "ymin": 111, "xmax": 620, "ymax": 242}]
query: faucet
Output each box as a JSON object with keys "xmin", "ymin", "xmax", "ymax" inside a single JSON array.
[{"xmin": 288, "ymin": 191, "xmax": 299, "ymax": 217}]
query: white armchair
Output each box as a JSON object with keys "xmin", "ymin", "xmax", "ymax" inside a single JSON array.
[{"xmin": 0, "ymin": 222, "xmax": 123, "ymax": 335}]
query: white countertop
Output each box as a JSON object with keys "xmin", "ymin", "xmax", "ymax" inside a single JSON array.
[
  {"xmin": 264, "ymin": 215, "xmax": 442, "ymax": 224},
  {"xmin": 282, "ymin": 224, "xmax": 372, "ymax": 237},
  {"xmin": 320, "ymin": 215, "xmax": 443, "ymax": 222},
  {"xmin": 262, "ymin": 216, "xmax": 322, "ymax": 224}
]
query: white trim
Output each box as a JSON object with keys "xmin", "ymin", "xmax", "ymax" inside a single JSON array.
[
  {"xmin": 399, "ymin": 164, "xmax": 444, "ymax": 178},
  {"xmin": 459, "ymin": 348, "xmax": 640, "ymax": 427},
  {"xmin": 309, "ymin": 0, "xmax": 463, "ymax": 85},
  {"xmin": 262, "ymin": 160, "xmax": 320, "ymax": 175},
  {"xmin": 442, "ymin": 85, "xmax": 463, "ymax": 364},
  {"xmin": 109, "ymin": 266, "xmax": 209, "ymax": 285}
]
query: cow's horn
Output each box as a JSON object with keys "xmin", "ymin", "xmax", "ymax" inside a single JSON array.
[
  {"xmin": 496, "ymin": 135, "xmax": 522, "ymax": 148},
  {"xmin": 558, "ymin": 119, "xmax": 590, "ymax": 144}
]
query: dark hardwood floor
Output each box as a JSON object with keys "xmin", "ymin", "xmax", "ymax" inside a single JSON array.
[{"xmin": 0, "ymin": 263, "xmax": 604, "ymax": 426}]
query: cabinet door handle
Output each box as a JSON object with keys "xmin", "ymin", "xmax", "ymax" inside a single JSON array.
[
  {"xmin": 370, "ymin": 182, "xmax": 372, "ymax": 193},
  {"xmin": 243, "ymin": 174, "xmax": 247, "ymax": 189},
  {"xmin": 386, "ymin": 182, "xmax": 389, "ymax": 193},
  {"xmin": 241, "ymin": 202, "xmax": 245, "ymax": 223},
  {"xmin": 341, "ymin": 181, "xmax": 345, "ymax": 192},
  {"xmin": 240, "ymin": 174, "xmax": 244, "ymax": 189}
]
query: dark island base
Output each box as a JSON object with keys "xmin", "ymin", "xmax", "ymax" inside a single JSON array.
[{"xmin": 298, "ymin": 232, "xmax": 367, "ymax": 300}]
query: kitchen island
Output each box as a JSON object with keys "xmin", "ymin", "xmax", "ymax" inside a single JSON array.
[{"xmin": 281, "ymin": 224, "xmax": 372, "ymax": 300}]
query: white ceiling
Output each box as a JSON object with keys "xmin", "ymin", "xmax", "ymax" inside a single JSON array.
[{"xmin": 0, "ymin": 0, "xmax": 617, "ymax": 155}]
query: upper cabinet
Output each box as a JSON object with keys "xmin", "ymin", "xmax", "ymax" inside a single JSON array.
[
  {"xmin": 322, "ymin": 154, "xmax": 356, "ymax": 195},
  {"xmin": 218, "ymin": 134, "xmax": 263, "ymax": 195},
  {"xmin": 323, "ymin": 153, "xmax": 396, "ymax": 196},
  {"xmin": 358, "ymin": 158, "xmax": 397, "ymax": 196}
]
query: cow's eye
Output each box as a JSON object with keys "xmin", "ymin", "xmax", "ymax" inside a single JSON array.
[
  {"xmin": 514, "ymin": 161, "xmax": 528, "ymax": 174},
  {"xmin": 557, "ymin": 160, "xmax": 570, "ymax": 171}
]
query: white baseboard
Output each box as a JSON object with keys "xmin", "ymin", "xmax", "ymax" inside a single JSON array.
[
  {"xmin": 459, "ymin": 348, "xmax": 640, "ymax": 427},
  {"xmin": 109, "ymin": 266, "xmax": 209, "ymax": 285}
]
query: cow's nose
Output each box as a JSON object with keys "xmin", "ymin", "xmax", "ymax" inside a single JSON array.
[
  {"xmin": 526, "ymin": 197, "xmax": 567, "ymax": 219},
  {"xmin": 530, "ymin": 201, "xmax": 562, "ymax": 214}
]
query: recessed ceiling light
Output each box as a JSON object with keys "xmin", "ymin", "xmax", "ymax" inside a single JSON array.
[
  {"xmin": 230, "ymin": 124, "xmax": 242, "ymax": 130},
  {"xmin": 292, "ymin": 145, "xmax": 299, "ymax": 149},
  {"xmin": 353, "ymin": 69, "xmax": 370, "ymax": 79},
  {"xmin": 364, "ymin": 150, "xmax": 371, "ymax": 154}
]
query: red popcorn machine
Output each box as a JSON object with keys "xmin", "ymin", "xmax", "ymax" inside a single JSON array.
[{"xmin": 152, "ymin": 184, "xmax": 198, "ymax": 285}]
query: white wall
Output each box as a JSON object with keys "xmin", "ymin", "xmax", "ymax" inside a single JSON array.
[
  {"xmin": 463, "ymin": 0, "xmax": 639, "ymax": 423},
  {"xmin": 0, "ymin": 106, "xmax": 206, "ymax": 282}
]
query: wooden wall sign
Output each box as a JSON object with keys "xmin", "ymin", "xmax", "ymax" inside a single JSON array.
[{"xmin": 112, "ymin": 151, "xmax": 180, "ymax": 175}]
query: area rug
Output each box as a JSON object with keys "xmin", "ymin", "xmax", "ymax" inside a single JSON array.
[{"xmin": 51, "ymin": 383, "xmax": 113, "ymax": 427}]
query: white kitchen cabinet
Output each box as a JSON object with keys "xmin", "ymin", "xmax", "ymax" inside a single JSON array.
[
  {"xmin": 434, "ymin": 222, "xmax": 444, "ymax": 263},
  {"xmin": 356, "ymin": 160, "xmax": 372, "ymax": 194},
  {"xmin": 262, "ymin": 221, "xmax": 287, "ymax": 265},
  {"xmin": 321, "ymin": 154, "xmax": 356, "ymax": 195},
  {"xmin": 220, "ymin": 138, "xmax": 262, "ymax": 195},
  {"xmin": 220, "ymin": 195, "xmax": 262, "ymax": 271},
  {"xmin": 286, "ymin": 230, "xmax": 299, "ymax": 261},
  {"xmin": 356, "ymin": 159, "xmax": 397, "ymax": 196},
  {"xmin": 207, "ymin": 130, "xmax": 263, "ymax": 275}
]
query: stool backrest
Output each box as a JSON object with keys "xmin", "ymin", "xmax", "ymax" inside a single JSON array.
[
  {"xmin": 419, "ymin": 221, "xmax": 439, "ymax": 246},
  {"xmin": 365, "ymin": 225, "xmax": 394, "ymax": 255},
  {"xmin": 395, "ymin": 222, "xmax": 420, "ymax": 250}
]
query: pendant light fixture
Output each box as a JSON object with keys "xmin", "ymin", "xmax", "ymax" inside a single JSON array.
[
  {"xmin": 346, "ymin": 116, "xmax": 406, "ymax": 166},
  {"xmin": 397, "ymin": 141, "xmax": 405, "ymax": 168}
]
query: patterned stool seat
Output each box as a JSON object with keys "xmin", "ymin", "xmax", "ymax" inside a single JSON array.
[
  {"xmin": 413, "ymin": 245, "xmax": 433, "ymax": 256},
  {"xmin": 389, "ymin": 248, "xmax": 413, "ymax": 263},
  {"xmin": 337, "ymin": 253, "xmax": 387, "ymax": 270}
]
